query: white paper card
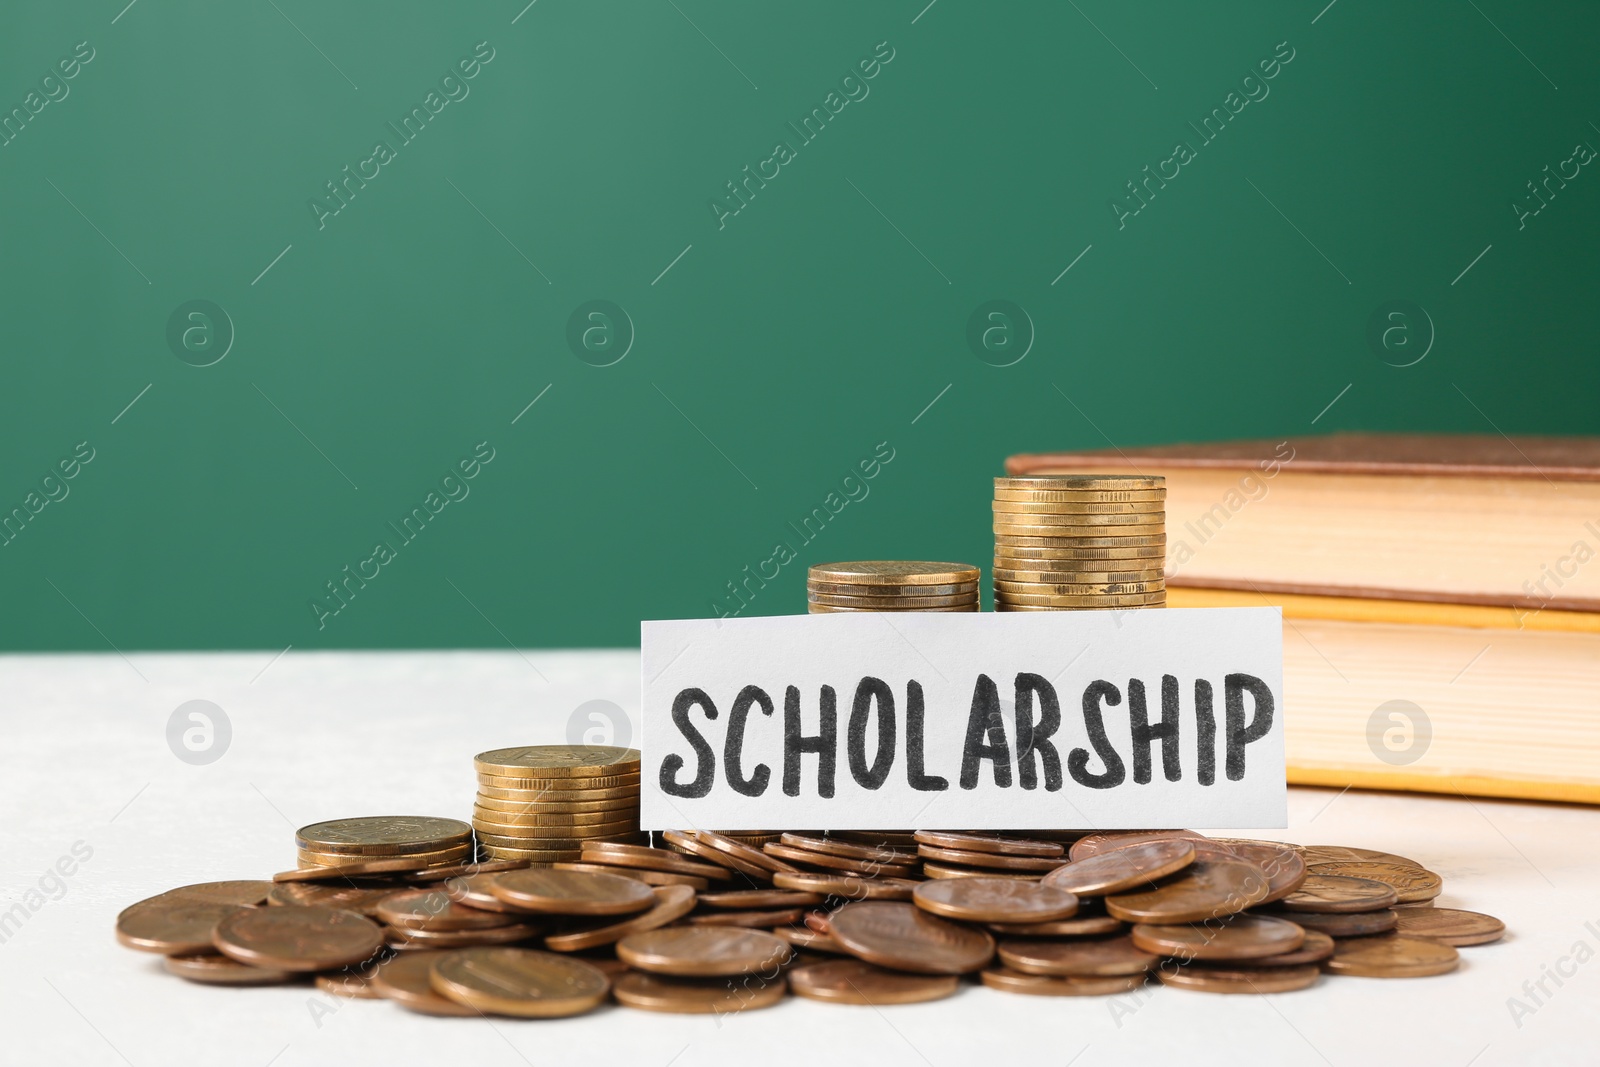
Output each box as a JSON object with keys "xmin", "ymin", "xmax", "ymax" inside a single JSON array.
[{"xmin": 640, "ymin": 608, "xmax": 1285, "ymax": 831}]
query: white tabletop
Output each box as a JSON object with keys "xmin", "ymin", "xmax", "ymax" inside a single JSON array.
[{"xmin": 3, "ymin": 650, "xmax": 1594, "ymax": 1066}]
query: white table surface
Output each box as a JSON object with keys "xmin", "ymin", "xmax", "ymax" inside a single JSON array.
[{"xmin": 3, "ymin": 650, "xmax": 1596, "ymax": 1067}]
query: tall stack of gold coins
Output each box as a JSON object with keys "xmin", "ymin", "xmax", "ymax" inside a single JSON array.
[
  {"xmin": 471, "ymin": 745, "xmax": 646, "ymax": 863},
  {"xmin": 806, "ymin": 561, "xmax": 980, "ymax": 612},
  {"xmin": 992, "ymin": 475, "xmax": 1166, "ymax": 611},
  {"xmin": 294, "ymin": 816, "xmax": 473, "ymax": 871}
]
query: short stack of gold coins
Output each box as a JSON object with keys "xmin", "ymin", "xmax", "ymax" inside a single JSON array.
[
  {"xmin": 472, "ymin": 745, "xmax": 647, "ymax": 863},
  {"xmin": 806, "ymin": 561, "xmax": 981, "ymax": 613},
  {"xmin": 993, "ymin": 475, "xmax": 1167, "ymax": 611},
  {"xmin": 294, "ymin": 816, "xmax": 474, "ymax": 871}
]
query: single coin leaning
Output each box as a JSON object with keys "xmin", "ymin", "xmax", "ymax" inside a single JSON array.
[
  {"xmin": 1228, "ymin": 929, "xmax": 1337, "ymax": 967},
  {"xmin": 295, "ymin": 816, "xmax": 473, "ymax": 854},
  {"xmin": 267, "ymin": 883, "xmax": 399, "ymax": 916},
  {"xmin": 1042, "ymin": 840, "xmax": 1195, "ymax": 896},
  {"xmin": 789, "ymin": 959, "xmax": 960, "ymax": 1005},
  {"xmin": 1307, "ymin": 861, "xmax": 1443, "ymax": 904},
  {"xmin": 145, "ymin": 881, "xmax": 276, "ymax": 907},
  {"xmin": 116, "ymin": 900, "xmax": 246, "ymax": 955},
  {"xmin": 1070, "ymin": 830, "xmax": 1205, "ymax": 860},
  {"xmin": 376, "ymin": 889, "xmax": 520, "ymax": 932},
  {"xmin": 1286, "ymin": 908, "xmax": 1399, "ymax": 938},
  {"xmin": 488, "ymin": 868, "xmax": 658, "ymax": 916},
  {"xmin": 997, "ymin": 934, "xmax": 1156, "ymax": 977},
  {"xmin": 473, "ymin": 745, "xmax": 641, "ymax": 777},
  {"xmin": 1105, "ymin": 859, "xmax": 1270, "ymax": 924},
  {"xmin": 1158, "ymin": 964, "xmax": 1321, "ymax": 994},
  {"xmin": 611, "ymin": 972, "xmax": 787, "ymax": 1014},
  {"xmin": 277, "ymin": 857, "xmax": 448, "ymax": 882},
  {"xmin": 429, "ymin": 946, "xmax": 610, "ymax": 1017},
  {"xmin": 1324, "ymin": 935, "xmax": 1461, "ymax": 977},
  {"xmin": 544, "ymin": 885, "xmax": 698, "ymax": 952},
  {"xmin": 1275, "ymin": 874, "xmax": 1398, "ymax": 913},
  {"xmin": 213, "ymin": 906, "xmax": 384, "ymax": 971},
  {"xmin": 1130, "ymin": 915, "xmax": 1305, "ymax": 960},
  {"xmin": 828, "ymin": 901, "xmax": 996, "ymax": 975},
  {"xmin": 1393, "ymin": 907, "xmax": 1505, "ymax": 946},
  {"xmin": 981, "ymin": 968, "xmax": 1148, "ymax": 997},
  {"xmin": 912, "ymin": 877, "xmax": 1078, "ymax": 924},
  {"xmin": 911, "ymin": 831, "xmax": 1063, "ymax": 857},
  {"xmin": 163, "ymin": 953, "xmax": 298, "ymax": 986},
  {"xmin": 988, "ymin": 916, "xmax": 1125, "ymax": 937},
  {"xmin": 616, "ymin": 926, "xmax": 791, "ymax": 977},
  {"xmin": 372, "ymin": 951, "xmax": 479, "ymax": 1015}
]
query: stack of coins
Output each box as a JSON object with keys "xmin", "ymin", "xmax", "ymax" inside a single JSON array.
[
  {"xmin": 294, "ymin": 816, "xmax": 474, "ymax": 872},
  {"xmin": 992, "ymin": 475, "xmax": 1166, "ymax": 611},
  {"xmin": 472, "ymin": 745, "xmax": 647, "ymax": 863},
  {"xmin": 807, "ymin": 561, "xmax": 980, "ymax": 613}
]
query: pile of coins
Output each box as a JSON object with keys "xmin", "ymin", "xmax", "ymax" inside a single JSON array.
[
  {"xmin": 295, "ymin": 817, "xmax": 473, "ymax": 874},
  {"xmin": 472, "ymin": 746, "xmax": 646, "ymax": 863},
  {"xmin": 993, "ymin": 475, "xmax": 1166, "ymax": 611},
  {"xmin": 807, "ymin": 561, "xmax": 980, "ymax": 613},
  {"xmin": 117, "ymin": 819, "xmax": 1504, "ymax": 1015}
]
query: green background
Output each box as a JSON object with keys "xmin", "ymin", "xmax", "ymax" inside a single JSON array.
[{"xmin": 2, "ymin": 0, "xmax": 1597, "ymax": 652}]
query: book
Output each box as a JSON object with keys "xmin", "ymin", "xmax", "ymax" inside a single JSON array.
[{"xmin": 1007, "ymin": 433, "xmax": 1600, "ymax": 613}]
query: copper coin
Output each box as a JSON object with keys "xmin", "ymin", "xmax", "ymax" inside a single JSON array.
[
  {"xmin": 214, "ymin": 906, "xmax": 383, "ymax": 971},
  {"xmin": 922, "ymin": 862, "xmax": 1040, "ymax": 881},
  {"xmin": 1130, "ymin": 915, "xmax": 1305, "ymax": 960},
  {"xmin": 661, "ymin": 830, "xmax": 777, "ymax": 880},
  {"xmin": 831, "ymin": 830, "xmax": 920, "ymax": 847},
  {"xmin": 778, "ymin": 834, "xmax": 915, "ymax": 864},
  {"xmin": 371, "ymin": 950, "xmax": 479, "ymax": 1016},
  {"xmin": 998, "ymin": 934, "xmax": 1156, "ymax": 977},
  {"xmin": 117, "ymin": 900, "xmax": 244, "ymax": 955},
  {"xmin": 774, "ymin": 926, "xmax": 849, "ymax": 954},
  {"xmin": 1042, "ymin": 840, "xmax": 1196, "ymax": 896},
  {"xmin": 475, "ymin": 830, "xmax": 640, "ymax": 849},
  {"xmin": 543, "ymin": 885, "xmax": 697, "ymax": 952},
  {"xmin": 915, "ymin": 845, "xmax": 1063, "ymax": 872},
  {"xmin": 988, "ymin": 916, "xmax": 1125, "ymax": 937},
  {"xmin": 298, "ymin": 843, "xmax": 472, "ymax": 867},
  {"xmin": 473, "ymin": 744, "xmax": 641, "ymax": 777},
  {"xmin": 163, "ymin": 953, "xmax": 299, "ymax": 985},
  {"xmin": 680, "ymin": 829, "xmax": 801, "ymax": 875},
  {"xmin": 617, "ymin": 926, "xmax": 790, "ymax": 977},
  {"xmin": 1229, "ymin": 929, "xmax": 1336, "ymax": 967},
  {"xmin": 377, "ymin": 889, "xmax": 521, "ymax": 932},
  {"xmin": 1069, "ymin": 830, "xmax": 1205, "ymax": 861},
  {"xmin": 1307, "ymin": 861, "xmax": 1443, "ymax": 904},
  {"xmin": 267, "ymin": 882, "xmax": 402, "ymax": 916},
  {"xmin": 387, "ymin": 923, "xmax": 542, "ymax": 950},
  {"xmin": 1284, "ymin": 908, "xmax": 1398, "ymax": 938},
  {"xmin": 315, "ymin": 966, "xmax": 385, "ymax": 997},
  {"xmin": 1223, "ymin": 843, "xmax": 1307, "ymax": 904},
  {"xmin": 1325, "ymin": 935, "xmax": 1460, "ymax": 977},
  {"xmin": 686, "ymin": 908, "xmax": 807, "ymax": 928},
  {"xmin": 981, "ymin": 968, "xmax": 1148, "ymax": 996},
  {"xmin": 1392, "ymin": 908, "xmax": 1504, "ymax": 946},
  {"xmin": 828, "ymin": 901, "xmax": 995, "ymax": 975},
  {"xmin": 444, "ymin": 873, "xmax": 536, "ymax": 914},
  {"xmin": 275, "ymin": 857, "xmax": 442, "ymax": 882},
  {"xmin": 913, "ymin": 878, "xmax": 1078, "ymax": 924},
  {"xmin": 429, "ymin": 947, "xmax": 610, "ymax": 1016},
  {"xmin": 1106, "ymin": 859, "xmax": 1270, "ymax": 924},
  {"xmin": 405, "ymin": 859, "xmax": 531, "ymax": 883},
  {"xmin": 699, "ymin": 889, "xmax": 825, "ymax": 910},
  {"xmin": 144, "ymin": 881, "xmax": 276, "ymax": 908},
  {"xmin": 612, "ymin": 971, "xmax": 786, "ymax": 1013},
  {"xmin": 1276, "ymin": 874, "xmax": 1399, "ymax": 913},
  {"xmin": 295, "ymin": 816, "xmax": 473, "ymax": 855},
  {"xmin": 579, "ymin": 843, "xmax": 732, "ymax": 880},
  {"xmin": 489, "ymin": 868, "xmax": 658, "ymax": 916},
  {"xmin": 553, "ymin": 862, "xmax": 709, "ymax": 890},
  {"xmin": 912, "ymin": 831, "xmax": 1063, "ymax": 858},
  {"xmin": 772, "ymin": 873, "xmax": 919, "ymax": 900},
  {"xmin": 790, "ymin": 958, "xmax": 960, "ymax": 1004},
  {"xmin": 1159, "ymin": 963, "xmax": 1321, "ymax": 993},
  {"xmin": 1301, "ymin": 845, "xmax": 1422, "ymax": 868},
  {"xmin": 767, "ymin": 842, "xmax": 917, "ymax": 877}
]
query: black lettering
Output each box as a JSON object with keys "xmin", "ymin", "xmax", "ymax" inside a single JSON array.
[
  {"xmin": 847, "ymin": 677, "xmax": 896, "ymax": 790},
  {"xmin": 659, "ymin": 688, "xmax": 717, "ymax": 798},
  {"xmin": 904, "ymin": 680, "xmax": 948, "ymax": 791},
  {"xmin": 959, "ymin": 673, "xmax": 1013, "ymax": 789},
  {"xmin": 1128, "ymin": 676, "xmax": 1182, "ymax": 784},
  {"xmin": 1225, "ymin": 673, "xmax": 1274, "ymax": 780},
  {"xmin": 1068, "ymin": 680, "xmax": 1126, "ymax": 789},
  {"xmin": 1013, "ymin": 673, "xmax": 1062, "ymax": 791},
  {"xmin": 1195, "ymin": 678, "xmax": 1216, "ymax": 785},
  {"xmin": 724, "ymin": 685, "xmax": 773, "ymax": 796},
  {"xmin": 783, "ymin": 684, "xmax": 837, "ymax": 797}
]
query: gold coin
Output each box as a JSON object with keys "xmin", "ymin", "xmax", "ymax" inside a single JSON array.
[
  {"xmin": 476, "ymin": 783, "xmax": 640, "ymax": 802},
  {"xmin": 297, "ymin": 844, "xmax": 470, "ymax": 868},
  {"xmin": 995, "ymin": 476, "xmax": 1164, "ymax": 490},
  {"xmin": 117, "ymin": 900, "xmax": 247, "ymax": 955},
  {"xmin": 993, "ymin": 502, "xmax": 1164, "ymax": 519},
  {"xmin": 473, "ymin": 745, "xmax": 641, "ymax": 779},
  {"xmin": 807, "ymin": 590, "xmax": 978, "ymax": 608},
  {"xmin": 912, "ymin": 877, "xmax": 1077, "ymax": 924},
  {"xmin": 611, "ymin": 971, "xmax": 787, "ymax": 1013},
  {"xmin": 472, "ymin": 811, "xmax": 638, "ymax": 832},
  {"xmin": 1281, "ymin": 908, "xmax": 1398, "ymax": 938},
  {"xmin": 544, "ymin": 884, "xmax": 697, "ymax": 952},
  {"xmin": 1275, "ymin": 874, "xmax": 1398, "ymax": 913},
  {"xmin": 987, "ymin": 916, "xmax": 1125, "ymax": 937},
  {"xmin": 997, "ymin": 934, "xmax": 1156, "ymax": 976},
  {"xmin": 994, "ymin": 543, "xmax": 1166, "ymax": 559},
  {"xmin": 981, "ymin": 967, "xmax": 1148, "ymax": 996},
  {"xmin": 476, "ymin": 771, "xmax": 641, "ymax": 790},
  {"xmin": 770, "ymin": 872, "xmax": 919, "ymax": 899},
  {"xmin": 1105, "ymin": 859, "xmax": 1269, "ymax": 923},
  {"xmin": 807, "ymin": 580, "xmax": 978, "ymax": 598},
  {"xmin": 1392, "ymin": 907, "xmax": 1505, "ymax": 946},
  {"xmin": 995, "ymin": 522, "xmax": 1167, "ymax": 539},
  {"xmin": 295, "ymin": 816, "xmax": 472, "ymax": 856},
  {"xmin": 828, "ymin": 901, "xmax": 995, "ymax": 975},
  {"xmin": 807, "ymin": 561, "xmax": 980, "ymax": 585},
  {"xmin": 480, "ymin": 846, "xmax": 585, "ymax": 863},
  {"xmin": 994, "ymin": 566, "xmax": 1165, "ymax": 584},
  {"xmin": 430, "ymin": 947, "xmax": 610, "ymax": 1017},
  {"xmin": 809, "ymin": 603, "xmax": 978, "ymax": 613},
  {"xmin": 489, "ymin": 867, "xmax": 658, "ymax": 916},
  {"xmin": 617, "ymin": 925, "xmax": 791, "ymax": 977},
  {"xmin": 1042, "ymin": 840, "xmax": 1196, "ymax": 896},
  {"xmin": 371, "ymin": 951, "xmax": 479, "ymax": 1016},
  {"xmin": 1130, "ymin": 915, "xmax": 1305, "ymax": 960},
  {"xmin": 998, "ymin": 603, "xmax": 1162, "ymax": 612},
  {"xmin": 213, "ymin": 905, "xmax": 384, "ymax": 972},
  {"xmin": 552, "ymin": 862, "xmax": 709, "ymax": 890},
  {"xmin": 995, "ymin": 578, "xmax": 1165, "ymax": 596},
  {"xmin": 1324, "ymin": 935, "xmax": 1460, "ymax": 977},
  {"xmin": 994, "ymin": 488, "xmax": 1166, "ymax": 503},
  {"xmin": 163, "ymin": 953, "xmax": 299, "ymax": 986},
  {"xmin": 1306, "ymin": 861, "xmax": 1442, "ymax": 904},
  {"xmin": 472, "ymin": 794, "xmax": 638, "ymax": 815},
  {"xmin": 1157, "ymin": 963, "xmax": 1321, "ymax": 993},
  {"xmin": 1300, "ymin": 845, "xmax": 1423, "ymax": 867},
  {"xmin": 995, "ymin": 590, "xmax": 1168, "ymax": 608},
  {"xmin": 995, "ymin": 533, "xmax": 1167, "ymax": 549},
  {"xmin": 790, "ymin": 958, "xmax": 959, "ymax": 1004},
  {"xmin": 474, "ymin": 829, "xmax": 641, "ymax": 850}
]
